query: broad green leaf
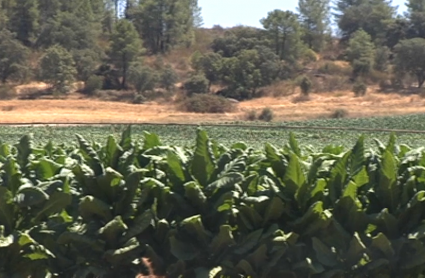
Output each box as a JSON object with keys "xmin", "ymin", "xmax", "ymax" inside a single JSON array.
[
  {"xmin": 99, "ymin": 216, "xmax": 128, "ymax": 244},
  {"xmin": 346, "ymin": 232, "xmax": 366, "ymax": 265},
  {"xmin": 143, "ymin": 131, "xmax": 161, "ymax": 150},
  {"xmin": 184, "ymin": 181, "xmax": 207, "ymax": 209},
  {"xmin": 236, "ymin": 259, "xmax": 257, "ymax": 277},
  {"xmin": 104, "ymin": 239, "xmax": 140, "ymax": 265},
  {"xmin": 167, "ymin": 151, "xmax": 186, "ymax": 185},
  {"xmin": 312, "ymin": 237, "xmax": 338, "ymax": 267},
  {"xmin": 33, "ymin": 191, "xmax": 72, "ymax": 223},
  {"xmin": 292, "ymin": 202, "xmax": 330, "ymax": 236},
  {"xmin": 376, "ymin": 149, "xmax": 399, "ymax": 212},
  {"xmin": 76, "ymin": 134, "xmax": 104, "ymax": 176},
  {"xmin": 408, "ymin": 223, "xmax": 425, "ymax": 240},
  {"xmin": 0, "ymin": 187, "xmax": 14, "ymax": 233},
  {"xmin": 263, "ymin": 197, "xmax": 284, "ymax": 224},
  {"xmin": 169, "ymin": 235, "xmax": 199, "ymax": 261},
  {"xmin": 234, "ymin": 228, "xmax": 263, "ymax": 255},
  {"xmin": 246, "ymin": 244, "xmax": 268, "ymax": 270},
  {"xmin": 265, "ymin": 143, "xmax": 286, "ymax": 179},
  {"xmin": 31, "ymin": 158, "xmax": 62, "ymax": 180},
  {"xmin": 79, "ymin": 196, "xmax": 112, "ymax": 222},
  {"xmin": 342, "ymin": 181, "xmax": 358, "ymax": 200},
  {"xmin": 104, "ymin": 135, "xmax": 122, "ymax": 168},
  {"xmin": 122, "ymin": 210, "xmax": 153, "ymax": 243},
  {"xmin": 15, "ymin": 134, "xmax": 33, "ymax": 170},
  {"xmin": 284, "ymin": 153, "xmax": 306, "ymax": 195},
  {"xmin": 369, "ymin": 233, "xmax": 395, "ymax": 259},
  {"xmin": 288, "ymin": 132, "xmax": 301, "ymax": 157},
  {"xmin": 328, "ymin": 151, "xmax": 350, "ymax": 204},
  {"xmin": 293, "ymin": 257, "xmax": 325, "ymax": 274},
  {"xmin": 191, "ymin": 129, "xmax": 216, "ymax": 186},
  {"xmin": 350, "ymin": 135, "xmax": 365, "ymax": 176},
  {"xmin": 14, "ymin": 185, "xmax": 49, "ymax": 208},
  {"xmin": 205, "ymin": 172, "xmax": 243, "ymax": 193},
  {"xmin": 119, "ymin": 125, "xmax": 133, "ymax": 151},
  {"xmin": 210, "ymin": 225, "xmax": 235, "ymax": 254},
  {"xmin": 181, "ymin": 215, "xmax": 210, "ymax": 245}
]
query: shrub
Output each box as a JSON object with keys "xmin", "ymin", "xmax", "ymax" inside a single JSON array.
[
  {"xmin": 128, "ymin": 64, "xmax": 158, "ymax": 94},
  {"xmin": 352, "ymin": 80, "xmax": 367, "ymax": 96},
  {"xmin": 182, "ymin": 94, "xmax": 234, "ymax": 113},
  {"xmin": 83, "ymin": 75, "xmax": 103, "ymax": 95},
  {"xmin": 245, "ymin": 110, "xmax": 257, "ymax": 121},
  {"xmin": 258, "ymin": 107, "xmax": 274, "ymax": 122},
  {"xmin": 159, "ymin": 65, "xmax": 178, "ymax": 91},
  {"xmin": 299, "ymin": 75, "xmax": 312, "ymax": 96},
  {"xmin": 132, "ymin": 93, "xmax": 146, "ymax": 104},
  {"xmin": 331, "ymin": 108, "xmax": 348, "ymax": 119},
  {"xmin": 184, "ymin": 74, "xmax": 209, "ymax": 96},
  {"xmin": 317, "ymin": 62, "xmax": 352, "ymax": 76}
]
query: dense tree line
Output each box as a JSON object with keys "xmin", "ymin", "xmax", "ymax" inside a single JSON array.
[{"xmin": 1, "ymin": 0, "xmax": 425, "ymax": 101}]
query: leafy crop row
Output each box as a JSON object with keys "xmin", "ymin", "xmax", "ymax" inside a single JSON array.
[{"xmin": 1, "ymin": 128, "xmax": 425, "ymax": 277}]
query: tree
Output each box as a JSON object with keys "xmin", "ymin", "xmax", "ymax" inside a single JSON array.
[
  {"xmin": 336, "ymin": 0, "xmax": 396, "ymax": 43},
  {"xmin": 8, "ymin": 0, "xmax": 39, "ymax": 46},
  {"xmin": 346, "ymin": 29, "xmax": 375, "ymax": 77},
  {"xmin": 184, "ymin": 74, "xmax": 209, "ymax": 96},
  {"xmin": 129, "ymin": 0, "xmax": 198, "ymax": 53},
  {"xmin": 194, "ymin": 52, "xmax": 223, "ymax": 90},
  {"xmin": 297, "ymin": 0, "xmax": 331, "ymax": 51},
  {"xmin": 128, "ymin": 62, "xmax": 158, "ymax": 94},
  {"xmin": 394, "ymin": 38, "xmax": 425, "ymax": 87},
  {"xmin": 109, "ymin": 19, "xmax": 143, "ymax": 89},
  {"xmin": 159, "ymin": 65, "xmax": 178, "ymax": 91},
  {"xmin": 260, "ymin": 10, "xmax": 305, "ymax": 63},
  {"xmin": 39, "ymin": 45, "xmax": 77, "ymax": 93},
  {"xmin": 405, "ymin": 0, "xmax": 425, "ymax": 38},
  {"xmin": 0, "ymin": 29, "xmax": 30, "ymax": 83}
]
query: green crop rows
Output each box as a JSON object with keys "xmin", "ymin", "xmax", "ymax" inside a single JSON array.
[
  {"xmin": 3, "ymin": 124, "xmax": 425, "ymax": 277},
  {"xmin": 2, "ymin": 114, "xmax": 425, "ymax": 149}
]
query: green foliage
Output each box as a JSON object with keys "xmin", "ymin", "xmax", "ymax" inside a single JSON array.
[
  {"xmin": 128, "ymin": 62, "xmax": 158, "ymax": 94},
  {"xmin": 258, "ymin": 107, "xmax": 274, "ymax": 122},
  {"xmin": 83, "ymin": 75, "xmax": 103, "ymax": 95},
  {"xmin": 159, "ymin": 64, "xmax": 178, "ymax": 91},
  {"xmin": 347, "ymin": 29, "xmax": 375, "ymax": 77},
  {"xmin": 299, "ymin": 75, "xmax": 313, "ymax": 96},
  {"xmin": 109, "ymin": 19, "xmax": 143, "ymax": 89},
  {"xmin": 39, "ymin": 45, "xmax": 77, "ymax": 94},
  {"xmin": 0, "ymin": 29, "xmax": 30, "ymax": 83},
  {"xmin": 8, "ymin": 0, "xmax": 39, "ymax": 46},
  {"xmin": 394, "ymin": 38, "xmax": 425, "ymax": 88},
  {"xmin": 184, "ymin": 74, "xmax": 209, "ymax": 96},
  {"xmin": 182, "ymin": 94, "xmax": 234, "ymax": 113},
  {"xmin": 331, "ymin": 108, "xmax": 349, "ymax": 118},
  {"xmin": 297, "ymin": 0, "xmax": 331, "ymax": 51},
  {"xmin": 129, "ymin": 0, "xmax": 197, "ymax": 53},
  {"xmin": 261, "ymin": 9, "xmax": 306, "ymax": 63},
  {"xmin": 4, "ymin": 130, "xmax": 425, "ymax": 277},
  {"xmin": 336, "ymin": 0, "xmax": 396, "ymax": 42},
  {"xmin": 352, "ymin": 80, "xmax": 367, "ymax": 96}
]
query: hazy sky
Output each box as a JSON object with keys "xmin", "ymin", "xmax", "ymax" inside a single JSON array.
[{"xmin": 198, "ymin": 0, "xmax": 408, "ymax": 28}]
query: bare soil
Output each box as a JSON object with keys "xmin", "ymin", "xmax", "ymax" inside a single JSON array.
[{"xmin": 2, "ymin": 83, "xmax": 425, "ymax": 124}]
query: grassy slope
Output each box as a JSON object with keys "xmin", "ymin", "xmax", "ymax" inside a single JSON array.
[{"xmin": 2, "ymin": 114, "xmax": 425, "ymax": 149}]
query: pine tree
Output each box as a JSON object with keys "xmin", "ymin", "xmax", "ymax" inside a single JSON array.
[
  {"xmin": 260, "ymin": 9, "xmax": 305, "ymax": 63},
  {"xmin": 109, "ymin": 19, "xmax": 143, "ymax": 89},
  {"xmin": 297, "ymin": 0, "xmax": 330, "ymax": 51},
  {"xmin": 8, "ymin": 0, "xmax": 39, "ymax": 46}
]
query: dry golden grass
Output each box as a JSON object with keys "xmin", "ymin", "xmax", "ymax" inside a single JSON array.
[{"xmin": 1, "ymin": 88, "xmax": 425, "ymax": 124}]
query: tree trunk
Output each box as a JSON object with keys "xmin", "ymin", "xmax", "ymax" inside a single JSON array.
[
  {"xmin": 121, "ymin": 54, "xmax": 127, "ymax": 89},
  {"xmin": 417, "ymin": 72, "xmax": 425, "ymax": 88}
]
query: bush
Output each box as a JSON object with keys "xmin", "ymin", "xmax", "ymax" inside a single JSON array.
[
  {"xmin": 128, "ymin": 64, "xmax": 158, "ymax": 94},
  {"xmin": 317, "ymin": 62, "xmax": 352, "ymax": 76},
  {"xmin": 184, "ymin": 74, "xmax": 209, "ymax": 96},
  {"xmin": 159, "ymin": 65, "xmax": 178, "ymax": 91},
  {"xmin": 182, "ymin": 94, "xmax": 234, "ymax": 113},
  {"xmin": 83, "ymin": 75, "xmax": 103, "ymax": 95},
  {"xmin": 245, "ymin": 110, "xmax": 257, "ymax": 121},
  {"xmin": 258, "ymin": 107, "xmax": 274, "ymax": 122},
  {"xmin": 352, "ymin": 81, "xmax": 367, "ymax": 97},
  {"xmin": 299, "ymin": 75, "xmax": 312, "ymax": 96},
  {"xmin": 132, "ymin": 93, "xmax": 146, "ymax": 104},
  {"xmin": 331, "ymin": 108, "xmax": 348, "ymax": 119}
]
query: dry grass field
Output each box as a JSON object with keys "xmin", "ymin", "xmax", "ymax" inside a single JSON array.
[{"xmin": 2, "ymin": 84, "xmax": 425, "ymax": 124}]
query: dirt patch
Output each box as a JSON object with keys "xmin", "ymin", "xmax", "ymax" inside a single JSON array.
[{"xmin": 0, "ymin": 90, "xmax": 424, "ymax": 124}]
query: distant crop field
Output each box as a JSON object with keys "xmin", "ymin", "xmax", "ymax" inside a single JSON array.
[{"xmin": 2, "ymin": 114, "xmax": 425, "ymax": 149}]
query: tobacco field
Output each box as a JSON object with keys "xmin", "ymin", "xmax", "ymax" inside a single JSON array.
[{"xmin": 2, "ymin": 127, "xmax": 425, "ymax": 277}]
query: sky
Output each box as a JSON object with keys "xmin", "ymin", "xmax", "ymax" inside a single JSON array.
[{"xmin": 198, "ymin": 0, "xmax": 408, "ymax": 28}]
